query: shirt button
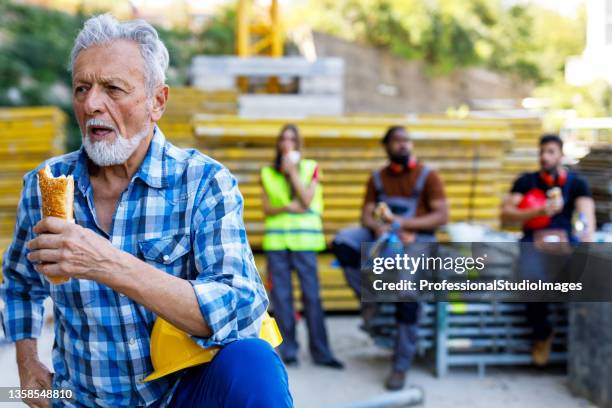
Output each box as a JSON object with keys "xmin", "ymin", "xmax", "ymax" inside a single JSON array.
[
  {"xmin": 162, "ymin": 255, "xmax": 170, "ymax": 263},
  {"xmin": 119, "ymin": 293, "xmax": 126, "ymax": 297},
  {"xmin": 129, "ymin": 338, "xmax": 136, "ymax": 346}
]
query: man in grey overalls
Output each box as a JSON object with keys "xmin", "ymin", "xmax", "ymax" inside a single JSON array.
[{"xmin": 333, "ymin": 126, "xmax": 449, "ymax": 390}]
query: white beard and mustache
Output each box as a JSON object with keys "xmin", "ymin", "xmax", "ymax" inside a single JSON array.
[{"xmin": 82, "ymin": 118, "xmax": 150, "ymax": 167}]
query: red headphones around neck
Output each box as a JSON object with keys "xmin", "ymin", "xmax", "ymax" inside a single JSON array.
[
  {"xmin": 389, "ymin": 158, "xmax": 417, "ymax": 173},
  {"xmin": 539, "ymin": 168, "xmax": 567, "ymax": 187}
]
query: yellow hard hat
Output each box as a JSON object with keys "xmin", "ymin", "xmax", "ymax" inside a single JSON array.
[{"xmin": 143, "ymin": 312, "xmax": 282, "ymax": 382}]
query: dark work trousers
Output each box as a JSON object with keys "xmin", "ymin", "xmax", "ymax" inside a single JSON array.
[
  {"xmin": 341, "ymin": 259, "xmax": 420, "ymax": 372},
  {"xmin": 393, "ymin": 302, "xmax": 419, "ymax": 372},
  {"xmin": 342, "ymin": 265, "xmax": 362, "ymax": 299},
  {"xmin": 266, "ymin": 250, "xmax": 335, "ymax": 363},
  {"xmin": 526, "ymin": 302, "xmax": 553, "ymax": 341},
  {"xmin": 519, "ymin": 240, "xmax": 570, "ymax": 342},
  {"xmin": 520, "ymin": 244, "xmax": 553, "ymax": 341}
]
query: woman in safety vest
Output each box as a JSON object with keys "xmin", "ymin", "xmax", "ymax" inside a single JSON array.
[{"xmin": 260, "ymin": 124, "xmax": 343, "ymax": 369}]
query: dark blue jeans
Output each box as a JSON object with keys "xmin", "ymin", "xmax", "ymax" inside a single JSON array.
[
  {"xmin": 519, "ymin": 237, "xmax": 574, "ymax": 341},
  {"xmin": 266, "ymin": 250, "xmax": 335, "ymax": 363},
  {"xmin": 169, "ymin": 338, "xmax": 293, "ymax": 407}
]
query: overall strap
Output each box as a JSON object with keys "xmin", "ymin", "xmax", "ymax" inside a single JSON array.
[
  {"xmin": 372, "ymin": 170, "xmax": 385, "ymax": 199},
  {"xmin": 413, "ymin": 166, "xmax": 431, "ymax": 198}
]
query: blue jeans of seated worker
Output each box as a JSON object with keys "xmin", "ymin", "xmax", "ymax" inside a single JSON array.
[
  {"xmin": 169, "ymin": 338, "xmax": 293, "ymax": 408},
  {"xmin": 379, "ymin": 242, "xmax": 422, "ymax": 374},
  {"xmin": 393, "ymin": 303, "xmax": 419, "ymax": 373},
  {"xmin": 519, "ymin": 235, "xmax": 575, "ymax": 342},
  {"xmin": 519, "ymin": 243, "xmax": 555, "ymax": 341}
]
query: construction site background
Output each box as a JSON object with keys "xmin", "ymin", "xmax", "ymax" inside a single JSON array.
[{"xmin": 1, "ymin": 1, "xmax": 612, "ymax": 407}]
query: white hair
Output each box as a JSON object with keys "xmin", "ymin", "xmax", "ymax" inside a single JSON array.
[
  {"xmin": 70, "ymin": 14, "xmax": 169, "ymax": 96},
  {"xmin": 82, "ymin": 118, "xmax": 150, "ymax": 166}
]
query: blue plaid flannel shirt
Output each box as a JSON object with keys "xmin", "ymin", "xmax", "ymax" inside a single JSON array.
[{"xmin": 0, "ymin": 127, "xmax": 269, "ymax": 407}]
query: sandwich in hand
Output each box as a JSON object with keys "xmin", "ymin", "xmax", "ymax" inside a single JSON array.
[{"xmin": 37, "ymin": 164, "xmax": 74, "ymax": 284}]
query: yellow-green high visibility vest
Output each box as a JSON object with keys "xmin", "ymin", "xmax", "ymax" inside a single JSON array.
[{"xmin": 261, "ymin": 159, "xmax": 326, "ymax": 252}]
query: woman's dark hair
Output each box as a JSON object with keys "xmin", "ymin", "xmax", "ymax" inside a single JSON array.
[{"xmin": 274, "ymin": 124, "xmax": 302, "ymax": 169}]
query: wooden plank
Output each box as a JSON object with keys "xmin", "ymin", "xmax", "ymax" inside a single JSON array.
[
  {"xmin": 243, "ymin": 208, "xmax": 500, "ymax": 223},
  {"xmin": 239, "ymin": 183, "xmax": 500, "ymax": 196}
]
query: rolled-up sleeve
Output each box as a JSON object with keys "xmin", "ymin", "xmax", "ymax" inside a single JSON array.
[
  {"xmin": 1, "ymin": 172, "xmax": 48, "ymax": 341},
  {"xmin": 189, "ymin": 166, "xmax": 269, "ymax": 348}
]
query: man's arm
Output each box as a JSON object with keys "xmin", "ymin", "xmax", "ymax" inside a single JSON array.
[
  {"xmin": 361, "ymin": 177, "xmax": 390, "ymax": 237},
  {"xmin": 500, "ymin": 193, "xmax": 550, "ymax": 224},
  {"xmin": 500, "ymin": 174, "xmax": 562, "ymax": 225},
  {"xmin": 2, "ymin": 175, "xmax": 49, "ymax": 341},
  {"xmin": 576, "ymin": 196, "xmax": 596, "ymax": 242},
  {"xmin": 16, "ymin": 339, "xmax": 39, "ymax": 366},
  {"xmin": 27, "ymin": 216, "xmax": 211, "ymax": 337},
  {"xmin": 28, "ymin": 167, "xmax": 268, "ymax": 344},
  {"xmin": 397, "ymin": 198, "xmax": 449, "ymax": 231},
  {"xmin": 185, "ymin": 167, "xmax": 269, "ymax": 345},
  {"xmin": 361, "ymin": 202, "xmax": 379, "ymax": 230},
  {"xmin": 109, "ymin": 256, "xmax": 212, "ymax": 336},
  {"xmin": 397, "ymin": 171, "xmax": 449, "ymax": 231},
  {"xmin": 1, "ymin": 172, "xmax": 52, "ymax": 407},
  {"xmin": 16, "ymin": 339, "xmax": 53, "ymax": 400}
]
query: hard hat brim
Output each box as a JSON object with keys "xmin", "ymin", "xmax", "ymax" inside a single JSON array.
[
  {"xmin": 142, "ymin": 347, "xmax": 220, "ymax": 383},
  {"xmin": 143, "ymin": 314, "xmax": 282, "ymax": 383}
]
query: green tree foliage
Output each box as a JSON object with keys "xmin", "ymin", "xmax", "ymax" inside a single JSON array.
[
  {"xmin": 157, "ymin": 7, "xmax": 236, "ymax": 85},
  {"xmin": 0, "ymin": 0, "xmax": 235, "ymax": 150},
  {"xmin": 295, "ymin": 0, "xmax": 583, "ymax": 82},
  {"xmin": 198, "ymin": 7, "xmax": 236, "ymax": 55},
  {"xmin": 0, "ymin": 1, "xmax": 83, "ymax": 107},
  {"xmin": 0, "ymin": 0, "xmax": 86, "ymax": 150}
]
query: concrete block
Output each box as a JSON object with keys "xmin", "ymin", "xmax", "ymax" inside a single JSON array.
[
  {"xmin": 191, "ymin": 56, "xmax": 344, "ymax": 78},
  {"xmin": 239, "ymin": 95, "xmax": 343, "ymax": 118}
]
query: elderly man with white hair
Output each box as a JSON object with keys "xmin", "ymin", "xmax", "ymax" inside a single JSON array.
[{"xmin": 0, "ymin": 14, "xmax": 292, "ymax": 408}]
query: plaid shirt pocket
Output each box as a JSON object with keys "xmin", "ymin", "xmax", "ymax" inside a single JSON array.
[{"xmin": 138, "ymin": 233, "xmax": 191, "ymax": 277}]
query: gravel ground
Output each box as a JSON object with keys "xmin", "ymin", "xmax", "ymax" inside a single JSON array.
[
  {"xmin": 0, "ymin": 302, "xmax": 596, "ymax": 408},
  {"xmin": 285, "ymin": 315, "xmax": 594, "ymax": 408}
]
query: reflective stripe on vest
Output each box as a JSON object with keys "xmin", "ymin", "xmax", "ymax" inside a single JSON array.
[{"xmin": 261, "ymin": 159, "xmax": 326, "ymax": 251}]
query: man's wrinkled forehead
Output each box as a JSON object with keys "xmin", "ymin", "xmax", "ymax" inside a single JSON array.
[
  {"xmin": 72, "ymin": 40, "xmax": 145, "ymax": 85},
  {"xmin": 72, "ymin": 73, "xmax": 133, "ymax": 89}
]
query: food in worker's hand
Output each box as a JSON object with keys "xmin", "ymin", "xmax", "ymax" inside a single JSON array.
[
  {"xmin": 547, "ymin": 187, "xmax": 561, "ymax": 200},
  {"xmin": 548, "ymin": 187, "xmax": 562, "ymax": 201},
  {"xmin": 374, "ymin": 202, "xmax": 393, "ymax": 223},
  {"xmin": 38, "ymin": 164, "xmax": 74, "ymax": 220},
  {"xmin": 37, "ymin": 164, "xmax": 74, "ymax": 284},
  {"xmin": 547, "ymin": 186, "xmax": 564, "ymax": 210}
]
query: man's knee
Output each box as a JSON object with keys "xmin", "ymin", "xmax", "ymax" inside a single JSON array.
[
  {"xmin": 219, "ymin": 337, "xmax": 277, "ymax": 362},
  {"xmin": 212, "ymin": 338, "xmax": 293, "ymax": 407}
]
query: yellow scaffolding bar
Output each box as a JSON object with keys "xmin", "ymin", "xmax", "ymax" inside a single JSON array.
[{"xmin": 235, "ymin": 0, "xmax": 283, "ymax": 92}]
